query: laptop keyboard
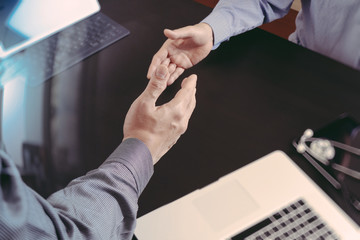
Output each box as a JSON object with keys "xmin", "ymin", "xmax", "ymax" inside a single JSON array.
[
  {"xmin": 0, "ymin": 12, "xmax": 129, "ymax": 86},
  {"xmin": 231, "ymin": 199, "xmax": 339, "ymax": 240}
]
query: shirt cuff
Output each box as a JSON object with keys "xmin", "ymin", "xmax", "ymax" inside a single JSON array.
[
  {"xmin": 105, "ymin": 138, "xmax": 154, "ymax": 195},
  {"xmin": 202, "ymin": 11, "xmax": 232, "ymax": 49}
]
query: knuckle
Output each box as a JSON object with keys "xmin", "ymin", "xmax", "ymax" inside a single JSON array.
[
  {"xmin": 169, "ymin": 109, "xmax": 189, "ymax": 134},
  {"xmin": 179, "ymin": 121, "xmax": 188, "ymax": 134},
  {"xmin": 170, "ymin": 121, "xmax": 186, "ymax": 135},
  {"xmin": 172, "ymin": 105, "xmax": 185, "ymax": 120}
]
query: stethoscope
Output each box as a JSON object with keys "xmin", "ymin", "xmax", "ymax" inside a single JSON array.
[
  {"xmin": 294, "ymin": 129, "xmax": 360, "ymax": 211},
  {"xmin": 296, "ymin": 129, "xmax": 360, "ymax": 180}
]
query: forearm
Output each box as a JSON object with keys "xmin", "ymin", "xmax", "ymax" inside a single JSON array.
[
  {"xmin": 202, "ymin": 0, "xmax": 294, "ymax": 46},
  {"xmin": 0, "ymin": 138, "xmax": 153, "ymax": 240}
]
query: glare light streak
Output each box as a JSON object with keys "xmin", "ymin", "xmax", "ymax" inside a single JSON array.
[{"xmin": 2, "ymin": 76, "xmax": 26, "ymax": 167}]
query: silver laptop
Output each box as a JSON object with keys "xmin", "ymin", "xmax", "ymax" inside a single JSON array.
[
  {"xmin": 134, "ymin": 151, "xmax": 360, "ymax": 239},
  {"xmin": 0, "ymin": 0, "xmax": 100, "ymax": 59}
]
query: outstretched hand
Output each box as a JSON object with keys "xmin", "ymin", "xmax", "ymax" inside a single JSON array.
[
  {"xmin": 147, "ymin": 23, "xmax": 213, "ymax": 85},
  {"xmin": 123, "ymin": 65, "xmax": 197, "ymax": 164}
]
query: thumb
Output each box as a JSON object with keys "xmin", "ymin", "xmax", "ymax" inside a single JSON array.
[
  {"xmin": 164, "ymin": 26, "xmax": 193, "ymax": 40},
  {"xmin": 143, "ymin": 65, "xmax": 169, "ymax": 102}
]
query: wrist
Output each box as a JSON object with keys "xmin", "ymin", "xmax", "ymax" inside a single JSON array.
[
  {"xmin": 123, "ymin": 134, "xmax": 158, "ymax": 164},
  {"xmin": 198, "ymin": 22, "xmax": 214, "ymax": 47}
]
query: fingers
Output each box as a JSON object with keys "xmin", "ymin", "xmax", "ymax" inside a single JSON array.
[
  {"xmin": 168, "ymin": 67, "xmax": 185, "ymax": 85},
  {"xmin": 142, "ymin": 65, "xmax": 169, "ymax": 103},
  {"xmin": 160, "ymin": 58, "xmax": 183, "ymax": 85},
  {"xmin": 147, "ymin": 45, "xmax": 169, "ymax": 79},
  {"xmin": 168, "ymin": 63, "xmax": 177, "ymax": 76},
  {"xmin": 160, "ymin": 58, "xmax": 176, "ymax": 76}
]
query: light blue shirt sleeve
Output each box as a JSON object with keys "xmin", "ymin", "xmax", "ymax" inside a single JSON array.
[
  {"xmin": 0, "ymin": 138, "xmax": 154, "ymax": 240},
  {"xmin": 201, "ymin": 0, "xmax": 360, "ymax": 70},
  {"xmin": 202, "ymin": 0, "xmax": 294, "ymax": 47}
]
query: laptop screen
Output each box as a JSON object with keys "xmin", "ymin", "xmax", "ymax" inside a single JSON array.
[{"xmin": 0, "ymin": 0, "xmax": 100, "ymax": 59}]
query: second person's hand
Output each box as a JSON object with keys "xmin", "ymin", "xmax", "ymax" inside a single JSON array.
[{"xmin": 147, "ymin": 23, "xmax": 213, "ymax": 85}]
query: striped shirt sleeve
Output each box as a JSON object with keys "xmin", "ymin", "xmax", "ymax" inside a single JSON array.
[{"xmin": 0, "ymin": 138, "xmax": 153, "ymax": 240}]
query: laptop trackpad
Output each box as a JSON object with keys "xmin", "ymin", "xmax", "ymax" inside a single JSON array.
[{"xmin": 193, "ymin": 180, "xmax": 259, "ymax": 232}]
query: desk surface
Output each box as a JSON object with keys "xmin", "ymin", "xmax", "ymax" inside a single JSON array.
[{"xmin": 2, "ymin": 0, "xmax": 360, "ymax": 226}]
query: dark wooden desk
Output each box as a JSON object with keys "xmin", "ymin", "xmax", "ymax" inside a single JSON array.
[{"xmin": 6, "ymin": 0, "xmax": 360, "ymax": 228}]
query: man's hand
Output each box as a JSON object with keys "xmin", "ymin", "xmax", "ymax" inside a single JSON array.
[
  {"xmin": 147, "ymin": 23, "xmax": 213, "ymax": 85},
  {"xmin": 123, "ymin": 65, "xmax": 197, "ymax": 164}
]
